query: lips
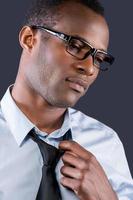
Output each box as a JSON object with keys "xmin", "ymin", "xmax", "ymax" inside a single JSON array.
[{"xmin": 66, "ymin": 77, "xmax": 88, "ymax": 93}]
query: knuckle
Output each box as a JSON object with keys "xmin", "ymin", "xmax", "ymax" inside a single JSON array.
[
  {"xmin": 80, "ymin": 179, "xmax": 89, "ymax": 192},
  {"xmin": 77, "ymin": 170, "xmax": 84, "ymax": 179},
  {"xmin": 70, "ymin": 140, "xmax": 77, "ymax": 148},
  {"xmin": 78, "ymin": 159, "xmax": 88, "ymax": 170},
  {"xmin": 85, "ymin": 155, "xmax": 98, "ymax": 171},
  {"xmin": 61, "ymin": 177, "xmax": 68, "ymax": 185},
  {"xmin": 83, "ymin": 169, "xmax": 90, "ymax": 180},
  {"xmin": 88, "ymin": 154, "xmax": 97, "ymax": 163},
  {"xmin": 62, "ymin": 152, "xmax": 70, "ymax": 160},
  {"xmin": 73, "ymin": 181, "xmax": 80, "ymax": 191},
  {"xmin": 64, "ymin": 141, "xmax": 78, "ymax": 151}
]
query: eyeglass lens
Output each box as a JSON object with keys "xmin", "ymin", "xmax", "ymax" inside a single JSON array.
[{"xmin": 66, "ymin": 37, "xmax": 111, "ymax": 71}]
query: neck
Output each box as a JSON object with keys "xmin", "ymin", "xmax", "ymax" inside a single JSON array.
[{"xmin": 12, "ymin": 81, "xmax": 66, "ymax": 134}]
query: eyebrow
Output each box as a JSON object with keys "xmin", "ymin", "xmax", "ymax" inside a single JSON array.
[{"xmin": 73, "ymin": 34, "xmax": 108, "ymax": 53}]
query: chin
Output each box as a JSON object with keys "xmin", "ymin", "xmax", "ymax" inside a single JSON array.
[
  {"xmin": 45, "ymin": 91, "xmax": 83, "ymax": 108},
  {"xmin": 51, "ymin": 97, "xmax": 80, "ymax": 108},
  {"xmin": 55, "ymin": 102, "xmax": 76, "ymax": 108}
]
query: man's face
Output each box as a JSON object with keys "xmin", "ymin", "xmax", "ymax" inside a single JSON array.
[{"xmin": 24, "ymin": 2, "xmax": 109, "ymax": 108}]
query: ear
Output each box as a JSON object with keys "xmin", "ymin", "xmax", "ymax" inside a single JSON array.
[{"xmin": 19, "ymin": 26, "xmax": 37, "ymax": 51}]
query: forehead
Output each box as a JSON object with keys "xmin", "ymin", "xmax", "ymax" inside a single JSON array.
[{"xmin": 53, "ymin": 2, "xmax": 109, "ymax": 51}]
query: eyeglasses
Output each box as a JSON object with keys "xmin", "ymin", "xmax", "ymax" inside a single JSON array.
[{"xmin": 31, "ymin": 25, "xmax": 115, "ymax": 71}]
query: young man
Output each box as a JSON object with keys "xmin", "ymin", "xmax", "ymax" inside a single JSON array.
[{"xmin": 0, "ymin": 0, "xmax": 133, "ymax": 199}]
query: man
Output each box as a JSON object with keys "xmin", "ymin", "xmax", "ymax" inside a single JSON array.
[{"xmin": 0, "ymin": 0, "xmax": 133, "ymax": 199}]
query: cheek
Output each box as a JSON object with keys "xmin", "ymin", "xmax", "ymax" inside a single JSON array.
[
  {"xmin": 41, "ymin": 50, "xmax": 70, "ymax": 82},
  {"xmin": 86, "ymin": 69, "xmax": 99, "ymax": 89},
  {"xmin": 93, "ymin": 69, "xmax": 99, "ymax": 81},
  {"xmin": 36, "ymin": 59, "xmax": 64, "ymax": 89}
]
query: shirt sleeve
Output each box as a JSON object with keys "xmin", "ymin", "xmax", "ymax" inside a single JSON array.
[
  {"xmin": 70, "ymin": 109, "xmax": 133, "ymax": 199},
  {"xmin": 101, "ymin": 129, "xmax": 133, "ymax": 200}
]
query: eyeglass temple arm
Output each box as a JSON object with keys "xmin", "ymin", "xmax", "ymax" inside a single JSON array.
[
  {"xmin": 34, "ymin": 25, "xmax": 70, "ymax": 42},
  {"xmin": 45, "ymin": 29, "xmax": 70, "ymax": 41}
]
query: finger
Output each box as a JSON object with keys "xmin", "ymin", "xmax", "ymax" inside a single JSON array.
[
  {"xmin": 60, "ymin": 176, "xmax": 80, "ymax": 192},
  {"xmin": 63, "ymin": 150, "xmax": 79, "ymax": 158},
  {"xmin": 62, "ymin": 152, "xmax": 88, "ymax": 170},
  {"xmin": 60, "ymin": 165, "xmax": 83, "ymax": 180},
  {"xmin": 59, "ymin": 140, "xmax": 93, "ymax": 160}
]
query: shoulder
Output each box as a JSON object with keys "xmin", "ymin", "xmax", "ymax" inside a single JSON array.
[
  {"xmin": 0, "ymin": 104, "xmax": 9, "ymax": 136},
  {"xmin": 69, "ymin": 107, "xmax": 118, "ymax": 137},
  {"xmin": 69, "ymin": 107, "xmax": 122, "ymax": 154}
]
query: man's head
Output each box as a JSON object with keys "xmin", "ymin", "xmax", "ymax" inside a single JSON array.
[
  {"xmin": 18, "ymin": 0, "xmax": 112, "ymax": 108},
  {"xmin": 25, "ymin": 0, "xmax": 105, "ymax": 27}
]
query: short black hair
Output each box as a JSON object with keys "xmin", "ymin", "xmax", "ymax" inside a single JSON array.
[{"xmin": 25, "ymin": 0, "xmax": 104, "ymax": 27}]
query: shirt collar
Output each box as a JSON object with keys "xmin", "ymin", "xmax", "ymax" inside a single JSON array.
[
  {"xmin": 1, "ymin": 86, "xmax": 72, "ymax": 146},
  {"xmin": 1, "ymin": 86, "xmax": 35, "ymax": 146},
  {"xmin": 34, "ymin": 110, "xmax": 71, "ymax": 140}
]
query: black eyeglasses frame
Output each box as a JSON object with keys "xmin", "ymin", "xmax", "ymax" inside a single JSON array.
[{"xmin": 30, "ymin": 25, "xmax": 115, "ymax": 71}]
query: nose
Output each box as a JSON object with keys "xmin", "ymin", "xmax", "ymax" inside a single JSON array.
[{"xmin": 75, "ymin": 56, "xmax": 96, "ymax": 76}]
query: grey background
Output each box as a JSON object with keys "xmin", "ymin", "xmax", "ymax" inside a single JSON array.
[{"xmin": 0, "ymin": 1, "xmax": 132, "ymax": 175}]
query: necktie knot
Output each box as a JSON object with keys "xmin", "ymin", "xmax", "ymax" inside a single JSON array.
[{"xmin": 29, "ymin": 130, "xmax": 63, "ymax": 167}]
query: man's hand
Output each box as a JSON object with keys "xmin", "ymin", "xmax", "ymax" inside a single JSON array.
[{"xmin": 59, "ymin": 141, "xmax": 118, "ymax": 200}]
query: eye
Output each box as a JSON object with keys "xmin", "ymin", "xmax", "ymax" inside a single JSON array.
[
  {"xmin": 69, "ymin": 42, "xmax": 82, "ymax": 53},
  {"xmin": 95, "ymin": 56, "xmax": 104, "ymax": 65},
  {"xmin": 68, "ymin": 38, "xmax": 84, "ymax": 54},
  {"xmin": 95, "ymin": 53, "xmax": 105, "ymax": 66}
]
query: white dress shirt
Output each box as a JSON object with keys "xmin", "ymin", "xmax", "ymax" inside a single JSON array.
[{"xmin": 0, "ymin": 87, "xmax": 133, "ymax": 200}]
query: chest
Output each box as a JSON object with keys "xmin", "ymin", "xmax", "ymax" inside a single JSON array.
[{"xmin": 0, "ymin": 139, "xmax": 78, "ymax": 200}]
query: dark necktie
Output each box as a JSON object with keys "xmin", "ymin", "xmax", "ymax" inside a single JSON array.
[{"xmin": 29, "ymin": 129, "xmax": 71, "ymax": 200}]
